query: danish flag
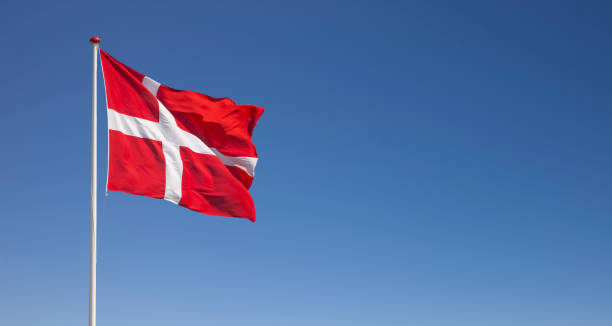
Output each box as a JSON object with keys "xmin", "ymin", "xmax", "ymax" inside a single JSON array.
[{"xmin": 100, "ymin": 50, "xmax": 264, "ymax": 221}]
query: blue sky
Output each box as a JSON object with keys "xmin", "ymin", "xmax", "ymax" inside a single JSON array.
[{"xmin": 1, "ymin": 0, "xmax": 611, "ymax": 325}]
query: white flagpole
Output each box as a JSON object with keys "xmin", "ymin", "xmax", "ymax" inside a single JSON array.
[{"xmin": 89, "ymin": 36, "xmax": 100, "ymax": 326}]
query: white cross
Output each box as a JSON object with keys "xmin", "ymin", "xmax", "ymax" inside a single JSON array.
[{"xmin": 107, "ymin": 76, "xmax": 257, "ymax": 204}]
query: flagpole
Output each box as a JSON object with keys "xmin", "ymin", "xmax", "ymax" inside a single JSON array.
[{"xmin": 89, "ymin": 36, "xmax": 100, "ymax": 326}]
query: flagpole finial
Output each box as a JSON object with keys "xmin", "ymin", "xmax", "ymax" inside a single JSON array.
[{"xmin": 89, "ymin": 36, "xmax": 101, "ymax": 44}]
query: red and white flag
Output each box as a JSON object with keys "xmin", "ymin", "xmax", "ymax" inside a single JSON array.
[{"xmin": 100, "ymin": 50, "xmax": 264, "ymax": 221}]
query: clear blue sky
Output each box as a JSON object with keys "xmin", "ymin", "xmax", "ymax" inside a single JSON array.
[{"xmin": 1, "ymin": 1, "xmax": 611, "ymax": 325}]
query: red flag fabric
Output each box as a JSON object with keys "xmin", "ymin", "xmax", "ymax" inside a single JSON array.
[{"xmin": 100, "ymin": 49, "xmax": 264, "ymax": 221}]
